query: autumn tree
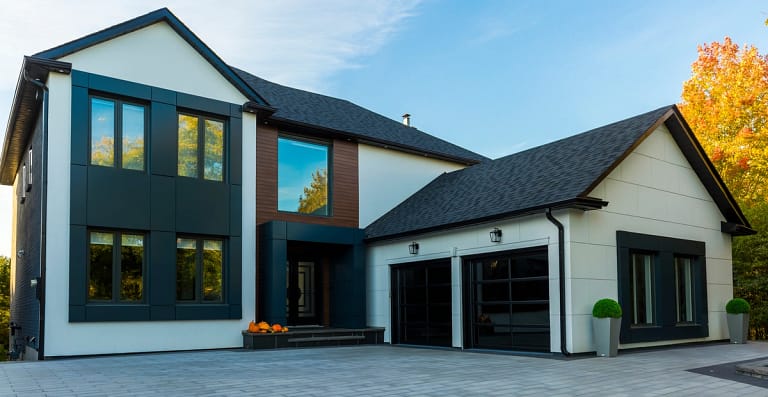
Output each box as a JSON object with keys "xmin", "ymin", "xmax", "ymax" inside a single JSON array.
[
  {"xmin": 679, "ymin": 37, "xmax": 768, "ymax": 205},
  {"xmin": 298, "ymin": 168, "xmax": 328, "ymax": 215},
  {"xmin": 680, "ymin": 37, "xmax": 768, "ymax": 339}
]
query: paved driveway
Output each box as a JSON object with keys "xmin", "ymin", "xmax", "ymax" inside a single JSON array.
[{"xmin": 0, "ymin": 342, "xmax": 767, "ymax": 396}]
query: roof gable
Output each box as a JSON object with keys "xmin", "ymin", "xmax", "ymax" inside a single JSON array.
[
  {"xmin": 34, "ymin": 8, "xmax": 268, "ymax": 106},
  {"xmin": 365, "ymin": 105, "xmax": 752, "ymax": 240}
]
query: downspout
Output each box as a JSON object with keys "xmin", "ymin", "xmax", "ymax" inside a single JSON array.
[
  {"xmin": 22, "ymin": 70, "xmax": 48, "ymax": 360},
  {"xmin": 545, "ymin": 208, "xmax": 570, "ymax": 356}
]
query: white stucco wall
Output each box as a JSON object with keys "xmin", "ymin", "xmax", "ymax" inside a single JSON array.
[
  {"xmin": 59, "ymin": 22, "xmax": 248, "ymax": 105},
  {"xmin": 366, "ymin": 214, "xmax": 564, "ymax": 351},
  {"xmin": 42, "ymin": 22, "xmax": 258, "ymax": 356},
  {"xmin": 568, "ymin": 124, "xmax": 732, "ymax": 352},
  {"xmin": 358, "ymin": 144, "xmax": 466, "ymax": 228}
]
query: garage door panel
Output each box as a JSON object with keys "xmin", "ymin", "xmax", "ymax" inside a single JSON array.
[{"xmin": 391, "ymin": 260, "xmax": 452, "ymax": 347}]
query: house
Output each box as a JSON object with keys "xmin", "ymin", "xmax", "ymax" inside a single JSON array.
[{"xmin": 0, "ymin": 8, "xmax": 752, "ymax": 359}]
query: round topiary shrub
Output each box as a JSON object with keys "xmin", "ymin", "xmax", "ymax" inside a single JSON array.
[
  {"xmin": 726, "ymin": 298, "xmax": 750, "ymax": 314},
  {"xmin": 592, "ymin": 298, "xmax": 623, "ymax": 318}
]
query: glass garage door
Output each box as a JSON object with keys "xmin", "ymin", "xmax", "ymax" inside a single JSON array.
[
  {"xmin": 391, "ymin": 261, "xmax": 452, "ymax": 346},
  {"xmin": 464, "ymin": 248, "xmax": 550, "ymax": 352}
]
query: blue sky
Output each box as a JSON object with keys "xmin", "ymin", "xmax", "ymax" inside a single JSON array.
[{"xmin": 0, "ymin": 1, "xmax": 767, "ymax": 256}]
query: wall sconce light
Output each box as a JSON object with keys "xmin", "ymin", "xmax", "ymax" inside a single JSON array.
[
  {"xmin": 408, "ymin": 242, "xmax": 419, "ymax": 255},
  {"xmin": 490, "ymin": 228, "xmax": 503, "ymax": 243}
]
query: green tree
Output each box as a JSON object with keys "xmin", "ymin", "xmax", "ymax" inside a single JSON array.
[
  {"xmin": 733, "ymin": 202, "xmax": 768, "ymax": 339},
  {"xmin": 298, "ymin": 168, "xmax": 328, "ymax": 215},
  {"xmin": 0, "ymin": 256, "xmax": 10, "ymax": 359}
]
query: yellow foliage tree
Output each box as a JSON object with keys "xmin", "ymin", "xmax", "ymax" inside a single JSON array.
[
  {"xmin": 679, "ymin": 37, "xmax": 768, "ymax": 205},
  {"xmin": 298, "ymin": 168, "xmax": 328, "ymax": 215}
]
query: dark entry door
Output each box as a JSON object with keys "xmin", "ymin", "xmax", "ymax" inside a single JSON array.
[
  {"xmin": 391, "ymin": 261, "xmax": 452, "ymax": 346},
  {"xmin": 287, "ymin": 260, "xmax": 320, "ymax": 325}
]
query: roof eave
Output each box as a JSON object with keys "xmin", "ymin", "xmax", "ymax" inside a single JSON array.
[
  {"xmin": 365, "ymin": 196, "xmax": 608, "ymax": 242},
  {"xmin": 721, "ymin": 221, "xmax": 757, "ymax": 236},
  {"xmin": 0, "ymin": 56, "xmax": 72, "ymax": 185}
]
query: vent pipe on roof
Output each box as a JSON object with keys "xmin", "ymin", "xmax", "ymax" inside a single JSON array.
[{"xmin": 402, "ymin": 113, "xmax": 411, "ymax": 127}]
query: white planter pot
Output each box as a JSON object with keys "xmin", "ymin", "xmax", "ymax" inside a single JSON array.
[
  {"xmin": 592, "ymin": 317, "xmax": 621, "ymax": 357},
  {"xmin": 727, "ymin": 313, "xmax": 749, "ymax": 344}
]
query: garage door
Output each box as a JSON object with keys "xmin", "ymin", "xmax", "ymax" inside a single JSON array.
[
  {"xmin": 463, "ymin": 248, "xmax": 550, "ymax": 352},
  {"xmin": 391, "ymin": 260, "xmax": 452, "ymax": 346}
]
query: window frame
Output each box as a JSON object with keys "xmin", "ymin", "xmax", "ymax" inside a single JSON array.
[
  {"xmin": 176, "ymin": 112, "xmax": 227, "ymax": 182},
  {"xmin": 88, "ymin": 94, "xmax": 148, "ymax": 171},
  {"xmin": 276, "ymin": 134, "xmax": 333, "ymax": 216},
  {"xmin": 629, "ymin": 250, "xmax": 655, "ymax": 326},
  {"xmin": 175, "ymin": 235, "xmax": 226, "ymax": 304},
  {"xmin": 616, "ymin": 231, "xmax": 708, "ymax": 343},
  {"xmin": 86, "ymin": 229, "xmax": 147, "ymax": 304}
]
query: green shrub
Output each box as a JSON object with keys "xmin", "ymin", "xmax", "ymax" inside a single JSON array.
[
  {"xmin": 592, "ymin": 298, "xmax": 623, "ymax": 318},
  {"xmin": 726, "ymin": 298, "xmax": 750, "ymax": 314}
]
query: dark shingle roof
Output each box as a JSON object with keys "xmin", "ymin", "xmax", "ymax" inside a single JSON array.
[
  {"xmin": 234, "ymin": 68, "xmax": 487, "ymax": 164},
  {"xmin": 365, "ymin": 105, "xmax": 675, "ymax": 239}
]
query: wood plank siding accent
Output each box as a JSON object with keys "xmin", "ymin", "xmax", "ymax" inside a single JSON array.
[{"xmin": 256, "ymin": 125, "xmax": 359, "ymax": 228}]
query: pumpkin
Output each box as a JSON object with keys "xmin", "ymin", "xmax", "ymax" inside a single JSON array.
[
  {"xmin": 257, "ymin": 321, "xmax": 270, "ymax": 331},
  {"xmin": 247, "ymin": 321, "xmax": 259, "ymax": 333},
  {"xmin": 272, "ymin": 324, "xmax": 282, "ymax": 332},
  {"xmin": 282, "ymin": 327, "xmax": 289, "ymax": 333}
]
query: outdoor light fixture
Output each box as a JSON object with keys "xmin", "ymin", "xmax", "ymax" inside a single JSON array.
[
  {"xmin": 490, "ymin": 228, "xmax": 503, "ymax": 243},
  {"xmin": 408, "ymin": 242, "xmax": 419, "ymax": 255}
]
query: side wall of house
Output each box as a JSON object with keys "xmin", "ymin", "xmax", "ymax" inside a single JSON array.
[
  {"xmin": 567, "ymin": 124, "xmax": 731, "ymax": 352},
  {"xmin": 43, "ymin": 21, "xmax": 258, "ymax": 356},
  {"xmin": 358, "ymin": 144, "xmax": 465, "ymax": 228},
  {"xmin": 366, "ymin": 213, "xmax": 566, "ymax": 352},
  {"xmin": 9, "ymin": 111, "xmax": 43, "ymax": 358}
]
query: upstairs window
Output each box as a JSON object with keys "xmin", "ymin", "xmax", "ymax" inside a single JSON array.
[
  {"xmin": 178, "ymin": 114, "xmax": 225, "ymax": 181},
  {"xmin": 277, "ymin": 136, "xmax": 330, "ymax": 215},
  {"xmin": 90, "ymin": 97, "xmax": 146, "ymax": 171}
]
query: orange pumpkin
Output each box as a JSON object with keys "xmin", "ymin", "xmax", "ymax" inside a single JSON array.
[
  {"xmin": 272, "ymin": 324, "xmax": 282, "ymax": 332},
  {"xmin": 257, "ymin": 321, "xmax": 270, "ymax": 331},
  {"xmin": 247, "ymin": 321, "xmax": 259, "ymax": 333},
  {"xmin": 282, "ymin": 327, "xmax": 289, "ymax": 333}
]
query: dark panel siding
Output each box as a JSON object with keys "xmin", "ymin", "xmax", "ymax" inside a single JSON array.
[
  {"xmin": 86, "ymin": 167, "xmax": 151, "ymax": 230},
  {"xmin": 10, "ymin": 113, "xmax": 43, "ymax": 348},
  {"xmin": 68, "ymin": 71, "xmax": 243, "ymax": 322}
]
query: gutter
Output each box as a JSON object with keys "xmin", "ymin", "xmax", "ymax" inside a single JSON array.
[
  {"xmin": 21, "ymin": 69, "xmax": 49, "ymax": 361},
  {"xmin": 545, "ymin": 208, "xmax": 570, "ymax": 357}
]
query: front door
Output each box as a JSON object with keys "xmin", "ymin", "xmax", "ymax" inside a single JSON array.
[{"xmin": 287, "ymin": 260, "xmax": 320, "ymax": 325}]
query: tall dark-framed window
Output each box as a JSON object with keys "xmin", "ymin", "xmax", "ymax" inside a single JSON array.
[
  {"xmin": 177, "ymin": 113, "xmax": 225, "ymax": 181},
  {"xmin": 88, "ymin": 230, "xmax": 145, "ymax": 303},
  {"xmin": 617, "ymin": 231, "xmax": 708, "ymax": 343},
  {"xmin": 630, "ymin": 251, "xmax": 655, "ymax": 326},
  {"xmin": 90, "ymin": 96, "xmax": 147, "ymax": 171},
  {"xmin": 176, "ymin": 236, "xmax": 224, "ymax": 303},
  {"xmin": 277, "ymin": 135, "xmax": 331, "ymax": 216}
]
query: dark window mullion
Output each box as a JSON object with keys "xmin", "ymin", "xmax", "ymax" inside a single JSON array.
[
  {"xmin": 196, "ymin": 238, "xmax": 203, "ymax": 303},
  {"xmin": 115, "ymin": 100, "xmax": 123, "ymax": 169},
  {"xmin": 197, "ymin": 117, "xmax": 205, "ymax": 179},
  {"xmin": 112, "ymin": 231, "xmax": 121, "ymax": 303}
]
